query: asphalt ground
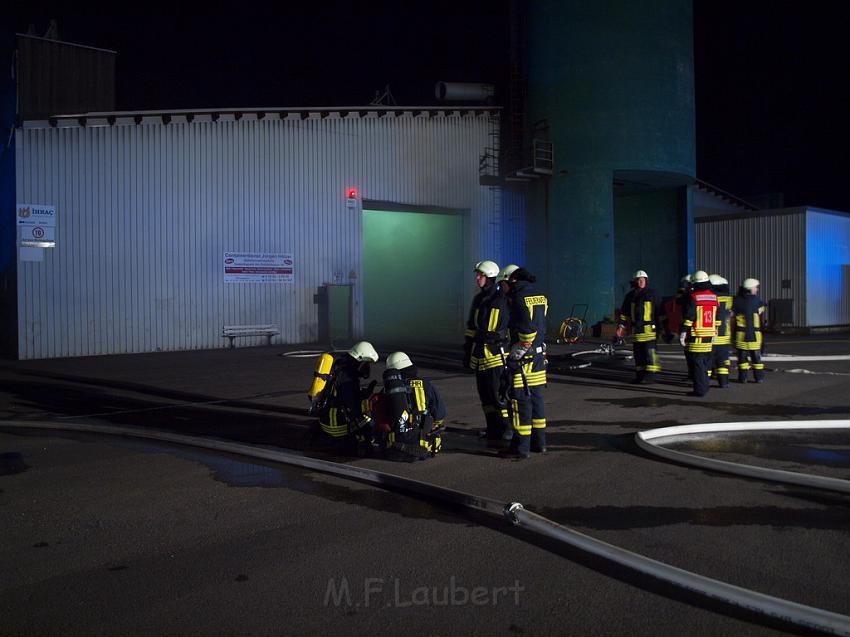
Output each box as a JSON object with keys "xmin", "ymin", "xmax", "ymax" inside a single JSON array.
[{"xmin": 2, "ymin": 333, "xmax": 850, "ymax": 636}]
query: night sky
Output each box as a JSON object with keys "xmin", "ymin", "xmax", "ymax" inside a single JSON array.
[{"xmin": 10, "ymin": 1, "xmax": 850, "ymax": 212}]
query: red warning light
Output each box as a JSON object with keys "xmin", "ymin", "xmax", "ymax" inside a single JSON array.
[{"xmin": 346, "ymin": 188, "xmax": 358, "ymax": 199}]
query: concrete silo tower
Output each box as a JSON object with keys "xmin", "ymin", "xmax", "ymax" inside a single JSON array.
[{"xmin": 523, "ymin": 0, "xmax": 696, "ymax": 325}]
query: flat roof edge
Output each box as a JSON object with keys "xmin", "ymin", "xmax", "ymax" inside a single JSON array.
[
  {"xmin": 696, "ymin": 206, "xmax": 850, "ymax": 223},
  {"xmin": 16, "ymin": 33, "xmax": 117, "ymax": 55},
  {"xmin": 29, "ymin": 105, "xmax": 500, "ymax": 122}
]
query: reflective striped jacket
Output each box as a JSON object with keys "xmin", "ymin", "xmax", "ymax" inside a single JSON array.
[
  {"xmin": 732, "ymin": 292, "xmax": 766, "ymax": 350},
  {"xmin": 682, "ymin": 287, "xmax": 719, "ymax": 353},
  {"xmin": 618, "ymin": 287, "xmax": 665, "ymax": 343},
  {"xmin": 508, "ymin": 280, "xmax": 548, "ymax": 388},
  {"xmin": 465, "ymin": 284, "xmax": 509, "ymax": 371},
  {"xmin": 318, "ymin": 362, "xmax": 372, "ymax": 438}
]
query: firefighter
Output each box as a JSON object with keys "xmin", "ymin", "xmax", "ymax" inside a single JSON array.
[
  {"xmin": 378, "ymin": 351, "xmax": 446, "ymax": 460},
  {"xmin": 616, "ymin": 269, "xmax": 665, "ymax": 384},
  {"xmin": 464, "ymin": 260, "xmax": 511, "ymax": 444},
  {"xmin": 680, "ymin": 270, "xmax": 718, "ymax": 397},
  {"xmin": 676, "ymin": 274, "xmax": 695, "ymax": 380},
  {"xmin": 709, "ymin": 274, "xmax": 733, "ymax": 388},
  {"xmin": 500, "ymin": 267, "xmax": 548, "ymax": 459},
  {"xmin": 497, "ymin": 264, "xmax": 519, "ymax": 293},
  {"xmin": 316, "ymin": 341, "xmax": 379, "ymax": 453},
  {"xmin": 732, "ymin": 277, "xmax": 767, "ymax": 383}
]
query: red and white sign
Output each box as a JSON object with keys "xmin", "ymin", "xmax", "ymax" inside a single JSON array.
[{"xmin": 223, "ymin": 252, "xmax": 294, "ymax": 283}]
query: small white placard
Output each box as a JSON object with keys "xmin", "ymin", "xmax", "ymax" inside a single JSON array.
[{"xmin": 17, "ymin": 204, "xmax": 56, "ymax": 227}]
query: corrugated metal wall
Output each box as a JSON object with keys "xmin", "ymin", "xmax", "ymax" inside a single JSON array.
[
  {"xmin": 806, "ymin": 210, "xmax": 850, "ymax": 326},
  {"xmin": 695, "ymin": 211, "xmax": 806, "ymax": 325},
  {"xmin": 16, "ymin": 111, "xmax": 524, "ymax": 359}
]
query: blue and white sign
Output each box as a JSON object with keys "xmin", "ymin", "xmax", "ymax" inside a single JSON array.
[{"xmin": 17, "ymin": 204, "xmax": 57, "ymax": 248}]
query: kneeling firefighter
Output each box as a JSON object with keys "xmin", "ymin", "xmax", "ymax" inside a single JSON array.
[
  {"xmin": 501, "ymin": 267, "xmax": 548, "ymax": 459},
  {"xmin": 373, "ymin": 351, "xmax": 446, "ymax": 460},
  {"xmin": 308, "ymin": 341, "xmax": 379, "ymax": 453}
]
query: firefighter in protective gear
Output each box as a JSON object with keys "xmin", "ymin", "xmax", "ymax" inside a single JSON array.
[
  {"xmin": 732, "ymin": 278, "xmax": 766, "ymax": 383},
  {"xmin": 464, "ymin": 260, "xmax": 511, "ymax": 443},
  {"xmin": 680, "ymin": 271, "xmax": 719, "ymax": 397},
  {"xmin": 670, "ymin": 274, "xmax": 695, "ymax": 379},
  {"xmin": 500, "ymin": 268, "xmax": 547, "ymax": 459},
  {"xmin": 616, "ymin": 269, "xmax": 666, "ymax": 384},
  {"xmin": 709, "ymin": 274, "xmax": 732, "ymax": 388},
  {"xmin": 316, "ymin": 341, "xmax": 379, "ymax": 453},
  {"xmin": 497, "ymin": 264, "xmax": 519, "ymax": 285},
  {"xmin": 377, "ymin": 351, "xmax": 446, "ymax": 460}
]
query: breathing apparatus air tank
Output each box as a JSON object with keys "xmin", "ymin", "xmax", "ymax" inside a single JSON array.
[
  {"xmin": 382, "ymin": 367, "xmax": 411, "ymax": 433},
  {"xmin": 307, "ymin": 352, "xmax": 335, "ymax": 414}
]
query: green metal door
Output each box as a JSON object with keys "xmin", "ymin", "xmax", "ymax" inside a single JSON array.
[{"xmin": 362, "ymin": 208, "xmax": 464, "ymax": 345}]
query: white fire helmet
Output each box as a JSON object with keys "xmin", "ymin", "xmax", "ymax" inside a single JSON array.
[
  {"xmin": 348, "ymin": 341, "xmax": 379, "ymax": 363},
  {"xmin": 474, "ymin": 260, "xmax": 500, "ymax": 278}
]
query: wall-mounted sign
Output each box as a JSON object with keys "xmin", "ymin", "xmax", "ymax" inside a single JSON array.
[
  {"xmin": 224, "ymin": 252, "xmax": 294, "ymax": 283},
  {"xmin": 17, "ymin": 204, "xmax": 56, "ymax": 248}
]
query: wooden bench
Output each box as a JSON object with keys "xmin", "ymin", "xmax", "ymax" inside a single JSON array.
[{"xmin": 222, "ymin": 324, "xmax": 280, "ymax": 348}]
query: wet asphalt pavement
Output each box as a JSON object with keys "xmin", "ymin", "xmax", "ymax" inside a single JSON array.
[{"xmin": 1, "ymin": 334, "xmax": 850, "ymax": 636}]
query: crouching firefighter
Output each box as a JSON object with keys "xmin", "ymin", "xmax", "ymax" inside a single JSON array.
[
  {"xmin": 372, "ymin": 352, "xmax": 446, "ymax": 461},
  {"xmin": 732, "ymin": 278, "xmax": 767, "ymax": 383},
  {"xmin": 307, "ymin": 341, "xmax": 379, "ymax": 454},
  {"xmin": 501, "ymin": 267, "xmax": 548, "ymax": 459}
]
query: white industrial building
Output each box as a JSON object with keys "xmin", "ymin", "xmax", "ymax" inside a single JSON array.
[
  {"xmin": 696, "ymin": 206, "xmax": 850, "ymax": 329},
  {"xmin": 14, "ymin": 106, "xmax": 524, "ymax": 359}
]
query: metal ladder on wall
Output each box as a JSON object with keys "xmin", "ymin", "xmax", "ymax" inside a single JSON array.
[{"xmin": 479, "ymin": 111, "xmax": 503, "ymax": 256}]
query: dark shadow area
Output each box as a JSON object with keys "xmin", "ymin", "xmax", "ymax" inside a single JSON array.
[
  {"xmin": 3, "ymin": 367, "xmax": 304, "ymax": 414},
  {"xmin": 545, "ymin": 418, "xmax": 686, "ymax": 431},
  {"xmin": 0, "ymin": 452, "xmax": 28, "ymax": 476},
  {"xmin": 441, "ymin": 427, "xmax": 650, "ymax": 455},
  {"xmin": 771, "ymin": 488, "xmax": 850, "ymax": 509},
  {"xmin": 0, "ymin": 379, "xmax": 312, "ymax": 450},
  {"xmin": 547, "ymin": 374, "xmax": 688, "ymax": 396},
  {"xmin": 588, "ymin": 396, "xmax": 850, "ymax": 417},
  {"xmin": 527, "ymin": 503, "xmax": 850, "ymax": 532}
]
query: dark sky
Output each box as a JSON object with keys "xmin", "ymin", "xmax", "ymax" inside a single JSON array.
[{"xmin": 11, "ymin": 1, "xmax": 850, "ymax": 211}]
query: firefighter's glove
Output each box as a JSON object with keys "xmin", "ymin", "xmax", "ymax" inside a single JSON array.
[
  {"xmin": 509, "ymin": 343, "xmax": 529, "ymax": 360},
  {"xmin": 353, "ymin": 415, "xmax": 372, "ymax": 432},
  {"xmin": 679, "ymin": 332, "xmax": 688, "ymax": 347}
]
